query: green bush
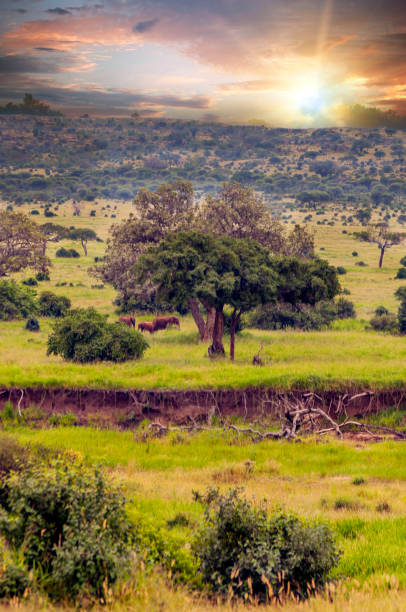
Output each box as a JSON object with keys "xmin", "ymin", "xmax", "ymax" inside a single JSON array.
[
  {"xmin": 193, "ymin": 488, "xmax": 340, "ymax": 602},
  {"xmin": 335, "ymin": 297, "xmax": 356, "ymax": 319},
  {"xmin": 38, "ymin": 291, "xmax": 71, "ymax": 317},
  {"xmin": 336, "ymin": 266, "xmax": 347, "ymax": 275},
  {"xmin": 399, "ymin": 256, "xmax": 406, "ymax": 267},
  {"xmin": 35, "ymin": 271, "xmax": 50, "ymax": 281},
  {"xmin": 396, "ymin": 267, "xmax": 406, "ymax": 279},
  {"xmin": 248, "ymin": 300, "xmax": 338, "ymax": 331},
  {"xmin": 0, "ymin": 462, "xmax": 132, "ymax": 601},
  {"xmin": 0, "ymin": 281, "xmax": 37, "ymax": 321},
  {"xmin": 25, "ymin": 316, "xmax": 40, "ymax": 331},
  {"xmin": 0, "ymin": 565, "xmax": 31, "ymax": 600},
  {"xmin": 22, "ymin": 277, "xmax": 38, "ymax": 286},
  {"xmin": 47, "ymin": 307, "xmax": 149, "ymax": 363},
  {"xmin": 55, "ymin": 247, "xmax": 80, "ymax": 258},
  {"xmin": 369, "ymin": 313, "xmax": 398, "ymax": 333},
  {"xmin": 375, "ymin": 305, "xmax": 388, "ymax": 316}
]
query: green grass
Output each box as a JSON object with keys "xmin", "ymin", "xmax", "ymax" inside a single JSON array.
[
  {"xmin": 5, "ymin": 426, "xmax": 406, "ymax": 590},
  {"xmin": 2, "ymin": 315, "xmax": 406, "ymax": 389}
]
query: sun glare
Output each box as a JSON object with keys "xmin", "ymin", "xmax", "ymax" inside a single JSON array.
[{"xmin": 289, "ymin": 77, "xmax": 324, "ymax": 116}]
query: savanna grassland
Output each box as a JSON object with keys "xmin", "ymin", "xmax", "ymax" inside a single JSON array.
[
  {"xmin": 1, "ymin": 119, "xmax": 406, "ymax": 610},
  {"xmin": 1, "ymin": 197, "xmax": 406, "ymax": 390}
]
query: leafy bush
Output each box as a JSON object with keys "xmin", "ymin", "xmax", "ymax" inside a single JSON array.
[
  {"xmin": 0, "ymin": 462, "xmax": 132, "ymax": 601},
  {"xmin": 396, "ymin": 267, "xmax": 406, "ymax": 279},
  {"xmin": 369, "ymin": 313, "xmax": 398, "ymax": 333},
  {"xmin": 35, "ymin": 271, "xmax": 50, "ymax": 281},
  {"xmin": 400, "ymin": 256, "xmax": 406, "ymax": 267},
  {"xmin": 25, "ymin": 316, "xmax": 40, "ymax": 331},
  {"xmin": 22, "ymin": 277, "xmax": 38, "ymax": 286},
  {"xmin": 38, "ymin": 291, "xmax": 71, "ymax": 317},
  {"xmin": 55, "ymin": 247, "xmax": 80, "ymax": 258},
  {"xmin": 0, "ymin": 565, "xmax": 31, "ymax": 600},
  {"xmin": 193, "ymin": 488, "xmax": 340, "ymax": 602},
  {"xmin": 336, "ymin": 266, "xmax": 347, "ymax": 275},
  {"xmin": 375, "ymin": 305, "xmax": 388, "ymax": 316},
  {"xmin": 335, "ymin": 297, "xmax": 356, "ymax": 319},
  {"xmin": 355, "ymin": 261, "xmax": 367, "ymax": 267},
  {"xmin": 0, "ymin": 281, "xmax": 37, "ymax": 321},
  {"xmin": 47, "ymin": 307, "xmax": 149, "ymax": 362},
  {"xmin": 352, "ymin": 251, "xmax": 358, "ymax": 257},
  {"xmin": 248, "ymin": 299, "xmax": 343, "ymax": 331}
]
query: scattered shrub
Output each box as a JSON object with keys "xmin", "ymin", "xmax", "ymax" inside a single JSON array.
[
  {"xmin": 0, "ymin": 281, "xmax": 38, "ymax": 321},
  {"xmin": 352, "ymin": 251, "xmax": 358, "ymax": 257},
  {"xmin": 352, "ymin": 477, "xmax": 366, "ymax": 486},
  {"xmin": 36, "ymin": 271, "xmax": 50, "ymax": 281},
  {"xmin": 336, "ymin": 266, "xmax": 347, "ymax": 275},
  {"xmin": 369, "ymin": 313, "xmax": 398, "ymax": 333},
  {"xmin": 334, "ymin": 498, "xmax": 361, "ymax": 511},
  {"xmin": 375, "ymin": 305, "xmax": 388, "ymax": 316},
  {"xmin": 335, "ymin": 297, "xmax": 356, "ymax": 319},
  {"xmin": 399, "ymin": 256, "xmax": 406, "ymax": 267},
  {"xmin": 0, "ymin": 462, "xmax": 132, "ymax": 602},
  {"xmin": 38, "ymin": 291, "xmax": 71, "ymax": 317},
  {"xmin": 47, "ymin": 307, "xmax": 149, "ymax": 362},
  {"xmin": 22, "ymin": 277, "xmax": 38, "ymax": 286},
  {"xmin": 396, "ymin": 267, "xmax": 406, "ymax": 279},
  {"xmin": 193, "ymin": 488, "xmax": 340, "ymax": 602},
  {"xmin": 55, "ymin": 247, "xmax": 80, "ymax": 258},
  {"xmin": 355, "ymin": 261, "xmax": 367, "ymax": 267},
  {"xmin": 25, "ymin": 316, "xmax": 40, "ymax": 331}
]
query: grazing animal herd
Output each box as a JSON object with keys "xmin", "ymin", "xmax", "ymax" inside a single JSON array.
[{"xmin": 119, "ymin": 314, "xmax": 180, "ymax": 334}]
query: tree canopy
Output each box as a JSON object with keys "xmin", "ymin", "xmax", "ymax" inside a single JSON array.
[
  {"xmin": 134, "ymin": 231, "xmax": 278, "ymax": 358},
  {"xmin": 0, "ymin": 211, "xmax": 49, "ymax": 277}
]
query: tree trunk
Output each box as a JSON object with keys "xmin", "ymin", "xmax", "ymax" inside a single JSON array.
[
  {"xmin": 81, "ymin": 238, "xmax": 88, "ymax": 256},
  {"xmin": 229, "ymin": 310, "xmax": 241, "ymax": 362},
  {"xmin": 42, "ymin": 240, "xmax": 47, "ymax": 256},
  {"xmin": 379, "ymin": 246, "xmax": 385, "ymax": 268},
  {"xmin": 208, "ymin": 309, "xmax": 225, "ymax": 357},
  {"xmin": 188, "ymin": 298, "xmax": 206, "ymax": 340},
  {"xmin": 203, "ymin": 306, "xmax": 216, "ymax": 342}
]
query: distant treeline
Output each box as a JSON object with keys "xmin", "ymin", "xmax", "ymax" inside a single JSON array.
[{"xmin": 0, "ymin": 94, "xmax": 61, "ymax": 117}]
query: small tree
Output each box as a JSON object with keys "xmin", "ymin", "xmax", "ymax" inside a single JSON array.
[
  {"xmin": 0, "ymin": 211, "xmax": 50, "ymax": 277},
  {"xmin": 69, "ymin": 228, "xmax": 97, "ymax": 255},
  {"xmin": 354, "ymin": 223, "xmax": 406, "ymax": 268},
  {"xmin": 39, "ymin": 222, "xmax": 69, "ymax": 255}
]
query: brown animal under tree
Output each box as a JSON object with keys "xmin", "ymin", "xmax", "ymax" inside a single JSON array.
[
  {"xmin": 119, "ymin": 315, "xmax": 135, "ymax": 328},
  {"xmin": 152, "ymin": 316, "xmax": 180, "ymax": 331},
  {"xmin": 138, "ymin": 321, "xmax": 155, "ymax": 334}
]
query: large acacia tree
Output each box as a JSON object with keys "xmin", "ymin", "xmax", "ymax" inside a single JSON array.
[
  {"xmin": 0, "ymin": 210, "xmax": 49, "ymax": 276},
  {"xmin": 134, "ymin": 231, "xmax": 279, "ymax": 359}
]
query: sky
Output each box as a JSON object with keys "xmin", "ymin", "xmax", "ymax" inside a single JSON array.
[{"xmin": 0, "ymin": 0, "xmax": 405, "ymax": 126}]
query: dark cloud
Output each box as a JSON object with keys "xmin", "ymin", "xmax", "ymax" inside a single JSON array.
[
  {"xmin": 46, "ymin": 8, "xmax": 72, "ymax": 16},
  {"xmin": 132, "ymin": 18, "xmax": 159, "ymax": 34},
  {"xmin": 35, "ymin": 47, "xmax": 63, "ymax": 52},
  {"xmin": 0, "ymin": 54, "xmax": 62, "ymax": 74}
]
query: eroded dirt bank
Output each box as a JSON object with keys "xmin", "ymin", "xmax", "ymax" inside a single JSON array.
[{"xmin": 1, "ymin": 387, "xmax": 406, "ymax": 427}]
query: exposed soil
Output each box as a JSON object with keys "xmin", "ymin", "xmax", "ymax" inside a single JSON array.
[{"xmin": 1, "ymin": 386, "xmax": 406, "ymax": 428}]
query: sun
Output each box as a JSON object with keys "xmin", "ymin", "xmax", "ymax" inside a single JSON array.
[{"xmin": 285, "ymin": 72, "xmax": 326, "ymax": 117}]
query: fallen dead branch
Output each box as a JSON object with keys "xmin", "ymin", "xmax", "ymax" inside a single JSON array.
[{"xmin": 142, "ymin": 397, "xmax": 406, "ymax": 442}]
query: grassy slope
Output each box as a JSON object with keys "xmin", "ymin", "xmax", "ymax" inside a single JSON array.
[
  {"xmin": 4, "ymin": 426, "xmax": 406, "ymax": 610},
  {"xmin": 1, "ymin": 201, "xmax": 406, "ymax": 390}
]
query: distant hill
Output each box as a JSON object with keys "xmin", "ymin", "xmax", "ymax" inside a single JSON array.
[{"xmin": 0, "ymin": 93, "xmax": 62, "ymax": 116}]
